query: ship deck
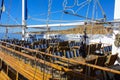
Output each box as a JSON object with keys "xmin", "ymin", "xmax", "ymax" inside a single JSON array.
[{"xmin": 0, "ymin": 39, "xmax": 120, "ymax": 80}]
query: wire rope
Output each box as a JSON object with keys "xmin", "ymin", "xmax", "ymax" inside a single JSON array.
[
  {"xmin": 75, "ymin": 0, "xmax": 90, "ymax": 13},
  {"xmin": 63, "ymin": 0, "xmax": 76, "ymax": 9},
  {"xmin": 5, "ymin": 11, "xmax": 20, "ymax": 25}
]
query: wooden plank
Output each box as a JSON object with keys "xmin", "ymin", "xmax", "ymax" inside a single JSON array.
[
  {"xmin": 0, "ymin": 71, "xmax": 11, "ymax": 80},
  {"xmin": 0, "ymin": 45, "xmax": 70, "ymax": 72},
  {"xmin": 0, "ymin": 52, "xmax": 51, "ymax": 80}
]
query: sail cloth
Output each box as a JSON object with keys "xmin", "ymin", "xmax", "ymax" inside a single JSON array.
[
  {"xmin": 25, "ymin": 0, "xmax": 28, "ymax": 20},
  {"xmin": 0, "ymin": 0, "xmax": 5, "ymax": 20}
]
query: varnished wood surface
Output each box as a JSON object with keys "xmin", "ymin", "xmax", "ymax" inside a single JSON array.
[
  {"xmin": 0, "ymin": 51, "xmax": 51, "ymax": 80},
  {"xmin": 0, "ymin": 71, "xmax": 11, "ymax": 80}
]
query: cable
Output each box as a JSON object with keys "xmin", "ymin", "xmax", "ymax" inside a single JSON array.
[
  {"xmin": 5, "ymin": 11, "xmax": 20, "ymax": 25},
  {"xmin": 29, "ymin": 16, "xmax": 84, "ymax": 23},
  {"xmin": 86, "ymin": 0, "xmax": 91, "ymax": 21},
  {"xmin": 77, "ymin": 0, "xmax": 90, "ymax": 6},
  {"xmin": 28, "ymin": 10, "xmax": 63, "ymax": 18},
  {"xmin": 63, "ymin": 0, "xmax": 76, "ymax": 9},
  {"xmin": 96, "ymin": 0, "xmax": 106, "ymax": 21},
  {"xmin": 75, "ymin": 0, "xmax": 90, "ymax": 13},
  {"xmin": 46, "ymin": 0, "xmax": 52, "ymax": 33}
]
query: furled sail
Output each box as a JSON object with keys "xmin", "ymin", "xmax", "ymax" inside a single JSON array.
[{"xmin": 0, "ymin": 0, "xmax": 5, "ymax": 20}]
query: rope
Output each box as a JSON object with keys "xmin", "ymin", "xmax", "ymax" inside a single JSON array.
[
  {"xmin": 5, "ymin": 11, "xmax": 20, "ymax": 25},
  {"xmin": 96, "ymin": 0, "xmax": 106, "ymax": 21},
  {"xmin": 5, "ymin": 0, "xmax": 12, "ymax": 39},
  {"xmin": 87, "ymin": 0, "xmax": 96, "ymax": 55},
  {"xmin": 28, "ymin": 10, "xmax": 63, "ymax": 18},
  {"xmin": 75, "ymin": 0, "xmax": 90, "ymax": 13},
  {"xmin": 77, "ymin": 0, "xmax": 91, "ymax": 6},
  {"xmin": 58, "ymin": 10, "xmax": 64, "ymax": 33},
  {"xmin": 28, "ymin": 17, "xmax": 84, "ymax": 23},
  {"xmin": 43, "ymin": 0, "xmax": 53, "ymax": 79},
  {"xmin": 63, "ymin": 0, "xmax": 76, "ymax": 9},
  {"xmin": 86, "ymin": 0, "xmax": 91, "ymax": 21},
  {"xmin": 91, "ymin": 0, "xmax": 96, "ymax": 35},
  {"xmin": 46, "ymin": 0, "xmax": 52, "ymax": 33}
]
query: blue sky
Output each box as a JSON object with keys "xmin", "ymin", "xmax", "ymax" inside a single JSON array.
[{"xmin": 0, "ymin": 0, "xmax": 115, "ymax": 33}]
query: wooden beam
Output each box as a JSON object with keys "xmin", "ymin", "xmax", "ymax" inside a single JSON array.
[{"xmin": 0, "ymin": 51, "xmax": 51, "ymax": 80}]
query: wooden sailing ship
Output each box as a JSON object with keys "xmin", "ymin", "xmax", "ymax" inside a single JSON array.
[{"xmin": 0, "ymin": 0, "xmax": 120, "ymax": 80}]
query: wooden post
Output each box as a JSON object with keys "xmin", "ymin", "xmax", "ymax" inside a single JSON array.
[
  {"xmin": 6, "ymin": 65, "xmax": 8, "ymax": 75},
  {"xmin": 16, "ymin": 72, "xmax": 18, "ymax": 80}
]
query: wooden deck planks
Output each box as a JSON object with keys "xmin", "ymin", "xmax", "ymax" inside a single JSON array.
[
  {"xmin": 0, "ymin": 71, "xmax": 11, "ymax": 80},
  {"xmin": 0, "ymin": 51, "xmax": 51, "ymax": 80}
]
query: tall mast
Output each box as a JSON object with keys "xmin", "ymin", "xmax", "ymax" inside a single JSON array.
[
  {"xmin": 112, "ymin": 0, "xmax": 120, "ymax": 64},
  {"xmin": 22, "ymin": 0, "xmax": 26, "ymax": 40},
  {"xmin": 114, "ymin": 0, "xmax": 120, "ymax": 21}
]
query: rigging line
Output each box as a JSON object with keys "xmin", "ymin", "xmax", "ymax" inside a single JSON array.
[
  {"xmin": 42, "ymin": 0, "xmax": 52, "ymax": 79},
  {"xmin": 63, "ymin": 0, "xmax": 76, "ymax": 9},
  {"xmin": 5, "ymin": 0, "xmax": 12, "ymax": 39},
  {"xmin": 90, "ymin": 0, "xmax": 96, "ymax": 37},
  {"xmin": 92, "ymin": 0, "xmax": 96, "ymax": 21},
  {"xmin": 28, "ymin": 17, "xmax": 84, "ymax": 23},
  {"xmin": 64, "ymin": 11, "xmax": 93, "ymax": 20},
  {"xmin": 29, "ymin": 10, "xmax": 63, "ymax": 17},
  {"xmin": 86, "ymin": 0, "xmax": 91, "ymax": 21},
  {"xmin": 6, "ymin": 0, "xmax": 12, "ymax": 24},
  {"xmin": 95, "ymin": 2, "xmax": 98, "ymax": 20},
  {"xmin": 46, "ymin": 0, "xmax": 52, "ymax": 32},
  {"xmin": 83, "ymin": 0, "xmax": 91, "ymax": 45},
  {"xmin": 62, "ymin": 0, "xmax": 76, "ymax": 14},
  {"xmin": 5, "ymin": 11, "xmax": 20, "ymax": 25},
  {"xmin": 64, "ymin": 9, "xmax": 75, "ymax": 14},
  {"xmin": 75, "ymin": 0, "xmax": 90, "ymax": 13},
  {"xmin": 96, "ymin": 0, "xmax": 106, "ymax": 20},
  {"xmin": 16, "ymin": 0, "xmax": 20, "ymax": 16},
  {"xmin": 76, "ymin": 0, "xmax": 89, "ymax": 6},
  {"xmin": 58, "ymin": 4, "xmax": 65, "ymax": 33}
]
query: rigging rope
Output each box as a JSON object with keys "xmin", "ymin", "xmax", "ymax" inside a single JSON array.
[
  {"xmin": 5, "ymin": 0, "xmax": 12, "ymax": 38},
  {"xmin": 63, "ymin": 0, "xmax": 76, "ymax": 9},
  {"xmin": 86, "ymin": 0, "xmax": 91, "ymax": 21},
  {"xmin": 91, "ymin": 0, "xmax": 96, "ymax": 35},
  {"xmin": 87, "ymin": 0, "xmax": 96, "ymax": 55},
  {"xmin": 46, "ymin": 0, "xmax": 52, "ymax": 32},
  {"xmin": 28, "ymin": 10, "xmax": 63, "ymax": 18},
  {"xmin": 77, "ymin": 0, "xmax": 87, "ymax": 6},
  {"xmin": 28, "ymin": 16, "xmax": 84, "ymax": 23},
  {"xmin": 5, "ymin": 11, "xmax": 20, "ymax": 25},
  {"xmin": 75, "ymin": 0, "xmax": 91, "ymax": 13},
  {"xmin": 96, "ymin": 0, "xmax": 106, "ymax": 21}
]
